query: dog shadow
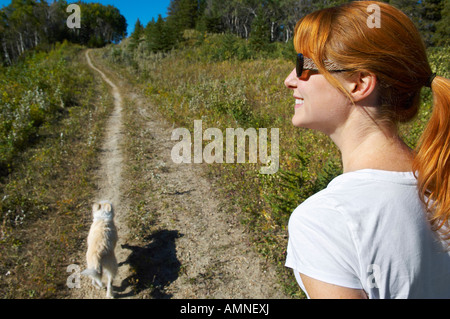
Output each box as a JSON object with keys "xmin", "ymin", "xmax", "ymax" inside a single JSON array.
[{"xmin": 117, "ymin": 229, "xmax": 182, "ymax": 299}]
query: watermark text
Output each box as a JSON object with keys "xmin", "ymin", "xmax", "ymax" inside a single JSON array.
[
  {"xmin": 66, "ymin": 4, "xmax": 81, "ymax": 29},
  {"xmin": 171, "ymin": 120, "xmax": 279, "ymax": 174},
  {"xmin": 66, "ymin": 264, "xmax": 81, "ymax": 289},
  {"xmin": 367, "ymin": 263, "xmax": 381, "ymax": 289},
  {"xmin": 367, "ymin": 4, "xmax": 381, "ymax": 29}
]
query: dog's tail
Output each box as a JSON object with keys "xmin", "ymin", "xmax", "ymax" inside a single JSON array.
[{"xmin": 81, "ymin": 268, "xmax": 101, "ymax": 278}]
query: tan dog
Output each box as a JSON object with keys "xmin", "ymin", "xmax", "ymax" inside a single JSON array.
[{"xmin": 81, "ymin": 201, "xmax": 118, "ymax": 298}]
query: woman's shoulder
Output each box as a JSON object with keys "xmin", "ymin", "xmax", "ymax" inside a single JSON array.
[
  {"xmin": 291, "ymin": 169, "xmax": 419, "ymax": 223},
  {"xmin": 289, "ymin": 183, "xmax": 350, "ymax": 232}
]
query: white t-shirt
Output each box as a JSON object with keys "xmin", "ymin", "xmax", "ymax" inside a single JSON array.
[{"xmin": 285, "ymin": 169, "xmax": 450, "ymax": 299}]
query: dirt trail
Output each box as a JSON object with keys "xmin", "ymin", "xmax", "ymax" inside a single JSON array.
[
  {"xmin": 70, "ymin": 50, "xmax": 288, "ymax": 299},
  {"xmin": 69, "ymin": 50, "xmax": 132, "ymax": 299}
]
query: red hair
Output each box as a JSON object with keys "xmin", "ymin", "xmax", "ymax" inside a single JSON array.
[{"xmin": 294, "ymin": 1, "xmax": 450, "ymax": 241}]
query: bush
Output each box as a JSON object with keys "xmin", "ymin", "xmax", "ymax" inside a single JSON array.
[
  {"xmin": 0, "ymin": 42, "xmax": 88, "ymax": 173},
  {"xmin": 262, "ymin": 141, "xmax": 342, "ymax": 228}
]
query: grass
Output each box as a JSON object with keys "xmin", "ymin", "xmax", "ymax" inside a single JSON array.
[
  {"xmin": 0, "ymin": 41, "xmax": 91, "ymax": 174},
  {"xmin": 0, "ymin": 44, "xmax": 115, "ymax": 298}
]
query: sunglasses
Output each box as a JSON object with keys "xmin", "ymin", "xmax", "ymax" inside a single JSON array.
[{"xmin": 296, "ymin": 53, "xmax": 352, "ymax": 78}]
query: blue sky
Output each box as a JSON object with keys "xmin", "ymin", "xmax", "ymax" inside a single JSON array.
[{"xmin": 0, "ymin": 0, "xmax": 172, "ymax": 36}]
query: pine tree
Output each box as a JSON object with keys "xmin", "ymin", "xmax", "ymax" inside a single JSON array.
[
  {"xmin": 249, "ymin": 5, "xmax": 271, "ymax": 52},
  {"xmin": 145, "ymin": 14, "xmax": 176, "ymax": 53},
  {"xmin": 434, "ymin": 0, "xmax": 449, "ymax": 46},
  {"xmin": 419, "ymin": 0, "xmax": 444, "ymax": 46},
  {"xmin": 389, "ymin": 0, "xmax": 421, "ymax": 27},
  {"xmin": 197, "ymin": 0, "xmax": 225, "ymax": 34},
  {"xmin": 166, "ymin": 0, "xmax": 199, "ymax": 41},
  {"xmin": 132, "ymin": 19, "xmax": 145, "ymax": 39},
  {"xmin": 129, "ymin": 19, "xmax": 144, "ymax": 51}
]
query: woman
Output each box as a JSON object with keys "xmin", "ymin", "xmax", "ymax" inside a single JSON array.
[{"xmin": 284, "ymin": 1, "xmax": 450, "ymax": 299}]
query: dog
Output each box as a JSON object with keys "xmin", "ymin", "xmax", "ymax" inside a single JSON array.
[{"xmin": 81, "ymin": 201, "xmax": 118, "ymax": 298}]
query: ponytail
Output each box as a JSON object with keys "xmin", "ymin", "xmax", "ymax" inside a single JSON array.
[{"xmin": 413, "ymin": 75, "xmax": 450, "ymax": 243}]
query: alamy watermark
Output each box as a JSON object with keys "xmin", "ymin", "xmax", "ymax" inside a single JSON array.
[
  {"xmin": 367, "ymin": 264, "xmax": 381, "ymax": 289},
  {"xmin": 66, "ymin": 264, "xmax": 81, "ymax": 289},
  {"xmin": 367, "ymin": 4, "xmax": 381, "ymax": 29},
  {"xmin": 171, "ymin": 120, "xmax": 279, "ymax": 175},
  {"xmin": 66, "ymin": 4, "xmax": 81, "ymax": 29}
]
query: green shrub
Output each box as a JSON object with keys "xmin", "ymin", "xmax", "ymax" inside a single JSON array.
[
  {"xmin": 261, "ymin": 140, "xmax": 342, "ymax": 228},
  {"xmin": 0, "ymin": 42, "xmax": 88, "ymax": 173}
]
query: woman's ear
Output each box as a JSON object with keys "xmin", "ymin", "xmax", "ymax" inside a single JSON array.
[{"xmin": 346, "ymin": 71, "xmax": 378, "ymax": 103}]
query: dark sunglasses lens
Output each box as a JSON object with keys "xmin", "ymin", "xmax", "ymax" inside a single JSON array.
[{"xmin": 296, "ymin": 54, "xmax": 304, "ymax": 77}]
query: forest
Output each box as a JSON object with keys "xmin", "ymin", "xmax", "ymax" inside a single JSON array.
[
  {"xmin": 0, "ymin": 0, "xmax": 127, "ymax": 65},
  {"xmin": 132, "ymin": 0, "xmax": 449, "ymax": 54},
  {"xmin": 1, "ymin": 0, "xmax": 449, "ymax": 66}
]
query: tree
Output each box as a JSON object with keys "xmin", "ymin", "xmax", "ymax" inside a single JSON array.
[
  {"xmin": 75, "ymin": 2, "xmax": 127, "ymax": 47},
  {"xmin": 168, "ymin": 0, "xmax": 199, "ymax": 29},
  {"xmin": 166, "ymin": 0, "xmax": 200, "ymax": 42},
  {"xmin": 0, "ymin": 9, "xmax": 10, "ymax": 65},
  {"xmin": 5, "ymin": 0, "xmax": 40, "ymax": 56},
  {"xmin": 145, "ymin": 14, "xmax": 176, "ymax": 52},
  {"xmin": 0, "ymin": 0, "xmax": 128, "ymax": 64},
  {"xmin": 418, "ymin": 0, "xmax": 444, "ymax": 46},
  {"xmin": 45, "ymin": 0, "xmax": 72, "ymax": 45},
  {"xmin": 434, "ymin": 0, "xmax": 449, "ymax": 46},
  {"xmin": 132, "ymin": 19, "xmax": 145, "ymax": 39},
  {"xmin": 129, "ymin": 18, "xmax": 144, "ymax": 51},
  {"xmin": 249, "ymin": 4, "xmax": 271, "ymax": 52}
]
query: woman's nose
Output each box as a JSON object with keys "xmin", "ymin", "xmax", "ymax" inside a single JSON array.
[{"xmin": 284, "ymin": 68, "xmax": 298, "ymax": 89}]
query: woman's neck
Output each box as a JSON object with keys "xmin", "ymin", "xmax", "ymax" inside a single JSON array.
[{"xmin": 330, "ymin": 115, "xmax": 414, "ymax": 174}]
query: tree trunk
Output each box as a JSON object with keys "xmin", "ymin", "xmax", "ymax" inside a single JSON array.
[
  {"xmin": 18, "ymin": 32, "xmax": 24, "ymax": 54},
  {"xmin": 35, "ymin": 30, "xmax": 39, "ymax": 47},
  {"xmin": 271, "ymin": 21, "xmax": 275, "ymax": 42},
  {"xmin": 285, "ymin": 27, "xmax": 291, "ymax": 43},
  {"xmin": 2, "ymin": 39, "xmax": 11, "ymax": 65}
]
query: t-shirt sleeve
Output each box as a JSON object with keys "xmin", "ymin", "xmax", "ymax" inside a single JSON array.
[{"xmin": 285, "ymin": 195, "xmax": 363, "ymax": 290}]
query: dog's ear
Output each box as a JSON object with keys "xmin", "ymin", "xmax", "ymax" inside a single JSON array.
[
  {"xmin": 103, "ymin": 202, "xmax": 112, "ymax": 212},
  {"xmin": 93, "ymin": 203, "xmax": 101, "ymax": 211}
]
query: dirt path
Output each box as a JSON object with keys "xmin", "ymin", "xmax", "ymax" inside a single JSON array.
[
  {"xmin": 70, "ymin": 50, "xmax": 288, "ymax": 299},
  {"xmin": 69, "ymin": 50, "xmax": 132, "ymax": 299}
]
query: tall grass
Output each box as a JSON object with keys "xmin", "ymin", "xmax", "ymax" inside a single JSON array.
[
  {"xmin": 99, "ymin": 33, "xmax": 449, "ymax": 297},
  {"xmin": 0, "ymin": 41, "xmax": 91, "ymax": 174},
  {"xmin": 0, "ymin": 43, "xmax": 115, "ymax": 298}
]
